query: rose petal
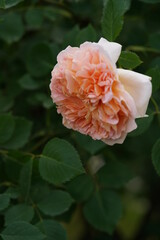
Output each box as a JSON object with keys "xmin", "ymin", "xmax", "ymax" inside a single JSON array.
[
  {"xmin": 102, "ymin": 132, "xmax": 127, "ymax": 146},
  {"xmin": 118, "ymin": 69, "xmax": 152, "ymax": 117},
  {"xmin": 98, "ymin": 38, "xmax": 122, "ymax": 64}
]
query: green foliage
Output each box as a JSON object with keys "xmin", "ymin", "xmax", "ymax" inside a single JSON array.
[
  {"xmin": 152, "ymin": 138, "xmax": 160, "ymax": 176},
  {"xmin": 39, "ymin": 138, "xmax": 85, "ymax": 185},
  {"xmin": 118, "ymin": 51, "xmax": 142, "ymax": 69},
  {"xmin": 147, "ymin": 68, "xmax": 160, "ymax": 93},
  {"xmin": 1, "ymin": 221, "xmax": 45, "ymax": 240},
  {"xmin": 0, "ymin": 115, "xmax": 15, "ymax": 144},
  {"xmin": 66, "ymin": 174, "xmax": 94, "ymax": 202},
  {"xmin": 0, "ymin": 13, "xmax": 24, "ymax": 43},
  {"xmin": 76, "ymin": 24, "xmax": 97, "ymax": 45},
  {"xmin": 140, "ymin": 0, "xmax": 160, "ymax": 3},
  {"xmin": 26, "ymin": 42, "xmax": 54, "ymax": 77},
  {"xmin": 4, "ymin": 204, "xmax": 34, "ymax": 226},
  {"xmin": 0, "ymin": 0, "xmax": 23, "ymax": 9},
  {"xmin": 37, "ymin": 190, "xmax": 74, "ymax": 217},
  {"xmin": 83, "ymin": 190, "xmax": 122, "ymax": 234},
  {"xmin": 19, "ymin": 74, "xmax": 40, "ymax": 90},
  {"xmin": 97, "ymin": 159, "xmax": 134, "ymax": 188},
  {"xmin": 19, "ymin": 158, "xmax": 33, "ymax": 201},
  {"xmin": 37, "ymin": 220, "xmax": 67, "ymax": 240},
  {"xmin": 1, "ymin": 117, "xmax": 32, "ymax": 149},
  {"xmin": 74, "ymin": 132, "xmax": 105, "ymax": 155},
  {"xmin": 102, "ymin": 0, "xmax": 131, "ymax": 41},
  {"xmin": 0, "ymin": 194, "xmax": 10, "ymax": 211},
  {"xmin": 129, "ymin": 114, "xmax": 154, "ymax": 137}
]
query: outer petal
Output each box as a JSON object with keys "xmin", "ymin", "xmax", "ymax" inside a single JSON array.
[
  {"xmin": 98, "ymin": 38, "xmax": 122, "ymax": 64},
  {"xmin": 102, "ymin": 132, "xmax": 127, "ymax": 146},
  {"xmin": 118, "ymin": 69, "xmax": 152, "ymax": 117}
]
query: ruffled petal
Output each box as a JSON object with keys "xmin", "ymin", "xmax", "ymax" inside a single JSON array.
[
  {"xmin": 102, "ymin": 132, "xmax": 127, "ymax": 146},
  {"xmin": 118, "ymin": 69, "xmax": 152, "ymax": 117}
]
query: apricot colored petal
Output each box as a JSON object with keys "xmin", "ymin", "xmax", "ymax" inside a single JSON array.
[
  {"xmin": 118, "ymin": 69, "xmax": 152, "ymax": 117},
  {"xmin": 102, "ymin": 132, "xmax": 127, "ymax": 146}
]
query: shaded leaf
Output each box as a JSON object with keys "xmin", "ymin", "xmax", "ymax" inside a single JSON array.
[
  {"xmin": 19, "ymin": 159, "xmax": 33, "ymax": 201},
  {"xmin": 149, "ymin": 32, "xmax": 160, "ymax": 50},
  {"xmin": 19, "ymin": 74, "xmax": 40, "ymax": 90},
  {"xmin": 37, "ymin": 190, "xmax": 74, "ymax": 217},
  {"xmin": 39, "ymin": 138, "xmax": 84, "ymax": 185},
  {"xmin": 0, "ymin": 114, "xmax": 15, "ymax": 144},
  {"xmin": 152, "ymin": 138, "xmax": 160, "ymax": 176},
  {"xmin": 146, "ymin": 68, "xmax": 160, "ymax": 92},
  {"xmin": 25, "ymin": 9, "xmax": 44, "ymax": 29},
  {"xmin": 1, "ymin": 221, "xmax": 45, "ymax": 240},
  {"xmin": 97, "ymin": 159, "xmax": 134, "ymax": 188},
  {"xmin": 2, "ymin": 117, "xmax": 32, "ymax": 149},
  {"xmin": 74, "ymin": 132, "xmax": 105, "ymax": 155},
  {"xmin": 0, "ymin": 0, "xmax": 23, "ymax": 9},
  {"xmin": 5, "ymin": 204, "xmax": 34, "ymax": 226},
  {"xmin": 37, "ymin": 220, "xmax": 67, "ymax": 240},
  {"xmin": 76, "ymin": 24, "xmax": 97, "ymax": 45},
  {"xmin": 140, "ymin": 0, "xmax": 160, "ymax": 3},
  {"xmin": 0, "ymin": 194, "xmax": 10, "ymax": 211},
  {"xmin": 83, "ymin": 190, "xmax": 122, "ymax": 234},
  {"xmin": 66, "ymin": 174, "xmax": 94, "ymax": 202},
  {"xmin": 0, "ymin": 13, "xmax": 24, "ymax": 43},
  {"xmin": 129, "ymin": 115, "xmax": 154, "ymax": 137},
  {"xmin": 118, "ymin": 51, "xmax": 142, "ymax": 69},
  {"xmin": 26, "ymin": 42, "xmax": 53, "ymax": 77}
]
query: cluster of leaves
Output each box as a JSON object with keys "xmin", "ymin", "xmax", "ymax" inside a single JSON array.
[{"xmin": 0, "ymin": 0, "xmax": 160, "ymax": 239}]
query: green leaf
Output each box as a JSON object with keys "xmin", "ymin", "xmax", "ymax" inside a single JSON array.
[
  {"xmin": 66, "ymin": 174, "xmax": 94, "ymax": 202},
  {"xmin": 0, "ymin": 114, "xmax": 15, "ymax": 144},
  {"xmin": 83, "ymin": 190, "xmax": 122, "ymax": 234},
  {"xmin": 1, "ymin": 117, "xmax": 32, "ymax": 149},
  {"xmin": 0, "ymin": 0, "xmax": 5, "ymax": 8},
  {"xmin": 39, "ymin": 138, "xmax": 85, "ymax": 185},
  {"xmin": 5, "ymin": 204, "xmax": 34, "ymax": 226},
  {"xmin": 0, "ymin": 194, "xmax": 10, "ymax": 211},
  {"xmin": 74, "ymin": 132, "xmax": 105, "ymax": 155},
  {"xmin": 5, "ymin": 187, "xmax": 20, "ymax": 199},
  {"xmin": 1, "ymin": 221, "xmax": 45, "ymax": 240},
  {"xmin": 129, "ymin": 115, "xmax": 154, "ymax": 137},
  {"xmin": 97, "ymin": 159, "xmax": 134, "ymax": 189},
  {"xmin": 152, "ymin": 138, "xmax": 160, "ymax": 176},
  {"xmin": 102, "ymin": 0, "xmax": 131, "ymax": 41},
  {"xmin": 26, "ymin": 42, "xmax": 54, "ymax": 77},
  {"xmin": 25, "ymin": 9, "xmax": 44, "ymax": 30},
  {"xmin": 34, "ymin": 93, "xmax": 53, "ymax": 109},
  {"xmin": 0, "ymin": 92, "xmax": 14, "ymax": 113},
  {"xmin": 19, "ymin": 74, "xmax": 40, "ymax": 90},
  {"xmin": 146, "ymin": 68, "xmax": 160, "ymax": 92},
  {"xmin": 62, "ymin": 25, "xmax": 79, "ymax": 48},
  {"xmin": 0, "ymin": 0, "xmax": 23, "ymax": 9},
  {"xmin": 19, "ymin": 159, "xmax": 33, "ymax": 201},
  {"xmin": 149, "ymin": 32, "xmax": 160, "ymax": 50},
  {"xmin": 118, "ymin": 51, "xmax": 142, "ymax": 69},
  {"xmin": 139, "ymin": 0, "xmax": 160, "ymax": 3},
  {"xmin": 37, "ymin": 190, "xmax": 74, "ymax": 217},
  {"xmin": 76, "ymin": 24, "xmax": 97, "ymax": 45},
  {"xmin": 0, "ymin": 13, "xmax": 24, "ymax": 44},
  {"xmin": 37, "ymin": 220, "xmax": 67, "ymax": 240}
]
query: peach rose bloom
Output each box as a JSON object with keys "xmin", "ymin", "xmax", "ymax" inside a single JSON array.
[{"xmin": 50, "ymin": 38, "xmax": 152, "ymax": 145}]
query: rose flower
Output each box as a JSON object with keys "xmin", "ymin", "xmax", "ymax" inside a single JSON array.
[{"xmin": 50, "ymin": 38, "xmax": 152, "ymax": 145}]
